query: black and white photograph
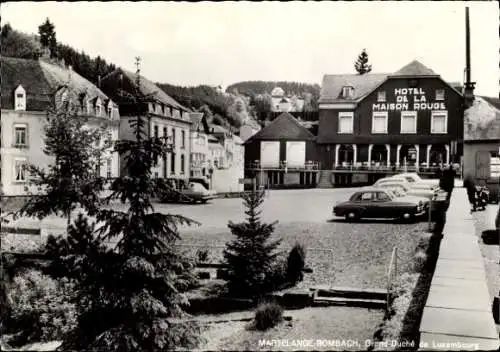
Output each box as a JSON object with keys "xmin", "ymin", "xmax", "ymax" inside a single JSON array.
[{"xmin": 0, "ymin": 1, "xmax": 499, "ymax": 351}]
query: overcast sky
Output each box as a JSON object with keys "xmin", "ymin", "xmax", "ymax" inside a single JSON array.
[{"xmin": 2, "ymin": 1, "xmax": 498, "ymax": 96}]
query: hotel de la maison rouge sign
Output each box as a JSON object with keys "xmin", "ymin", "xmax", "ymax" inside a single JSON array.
[{"xmin": 372, "ymin": 88, "xmax": 447, "ymax": 112}]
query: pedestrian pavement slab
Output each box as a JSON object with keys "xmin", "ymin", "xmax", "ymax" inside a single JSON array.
[
  {"xmin": 426, "ymin": 284, "xmax": 491, "ymax": 312},
  {"xmin": 420, "ymin": 306, "xmax": 498, "ymax": 339},
  {"xmin": 435, "ymin": 258, "xmax": 485, "ymax": 270},
  {"xmin": 438, "ymin": 244, "xmax": 483, "ymax": 261},
  {"xmin": 419, "ymin": 332, "xmax": 500, "ymax": 351},
  {"xmin": 430, "ymin": 276, "xmax": 490, "ymax": 292},
  {"xmin": 433, "ymin": 263, "xmax": 487, "ymax": 281}
]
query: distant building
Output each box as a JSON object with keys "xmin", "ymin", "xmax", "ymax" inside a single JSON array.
[
  {"xmin": 207, "ymin": 124, "xmax": 244, "ymax": 193},
  {"xmin": 244, "ymin": 112, "xmax": 319, "ymax": 189},
  {"xmin": 463, "ymin": 96, "xmax": 500, "ymax": 201},
  {"xmin": 239, "ymin": 117, "xmax": 261, "ymax": 142},
  {"xmin": 189, "ymin": 112, "xmax": 211, "ymax": 183},
  {"xmin": 100, "ymin": 69, "xmax": 192, "ymax": 188},
  {"xmin": 0, "ymin": 56, "xmax": 120, "ymax": 196},
  {"xmin": 270, "ymin": 86, "xmax": 304, "ymax": 113}
]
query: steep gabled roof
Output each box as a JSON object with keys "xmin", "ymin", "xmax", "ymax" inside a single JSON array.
[
  {"xmin": 1, "ymin": 56, "xmax": 116, "ymax": 111},
  {"xmin": 391, "ymin": 60, "xmax": 438, "ymax": 77},
  {"xmin": 190, "ymin": 112, "xmax": 209, "ymax": 133},
  {"xmin": 319, "ymin": 73, "xmax": 388, "ymax": 103},
  {"xmin": 464, "ymin": 96, "xmax": 500, "ymax": 141},
  {"xmin": 246, "ymin": 112, "xmax": 315, "ymax": 143},
  {"xmin": 101, "ymin": 68, "xmax": 190, "ymax": 113}
]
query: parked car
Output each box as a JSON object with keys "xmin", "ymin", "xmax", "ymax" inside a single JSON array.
[
  {"xmin": 374, "ymin": 178, "xmax": 436, "ymax": 200},
  {"xmin": 374, "ymin": 184, "xmax": 430, "ymax": 210},
  {"xmin": 333, "ymin": 187, "xmax": 426, "ymax": 222},
  {"xmin": 396, "ymin": 172, "xmax": 440, "ymax": 186},
  {"xmin": 160, "ymin": 182, "xmax": 216, "ymax": 204},
  {"xmin": 388, "ymin": 175, "xmax": 440, "ymax": 191}
]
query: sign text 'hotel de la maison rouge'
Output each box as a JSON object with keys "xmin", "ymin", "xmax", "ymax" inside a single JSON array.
[{"xmin": 372, "ymin": 88, "xmax": 447, "ymax": 112}]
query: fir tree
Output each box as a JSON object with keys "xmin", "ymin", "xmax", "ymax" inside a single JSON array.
[
  {"xmin": 223, "ymin": 188, "xmax": 282, "ymax": 297},
  {"xmin": 14, "ymin": 88, "xmax": 109, "ymax": 229},
  {"xmin": 54, "ymin": 57, "xmax": 201, "ymax": 351},
  {"xmin": 354, "ymin": 48, "xmax": 372, "ymax": 75},
  {"xmin": 38, "ymin": 18, "xmax": 57, "ymax": 57}
]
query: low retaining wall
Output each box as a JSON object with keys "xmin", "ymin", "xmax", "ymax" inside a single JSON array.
[{"xmin": 418, "ymin": 188, "xmax": 499, "ymax": 350}]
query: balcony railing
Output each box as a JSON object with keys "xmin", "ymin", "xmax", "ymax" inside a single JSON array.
[
  {"xmin": 246, "ymin": 160, "xmax": 320, "ymax": 170},
  {"xmin": 331, "ymin": 162, "xmax": 452, "ymax": 173}
]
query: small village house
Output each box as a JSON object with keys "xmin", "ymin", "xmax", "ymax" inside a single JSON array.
[
  {"xmin": 463, "ymin": 96, "xmax": 500, "ymax": 201},
  {"xmin": 100, "ymin": 69, "xmax": 192, "ymax": 188},
  {"xmin": 0, "ymin": 56, "xmax": 120, "ymax": 197},
  {"xmin": 244, "ymin": 112, "xmax": 319, "ymax": 189},
  {"xmin": 270, "ymin": 86, "xmax": 304, "ymax": 113}
]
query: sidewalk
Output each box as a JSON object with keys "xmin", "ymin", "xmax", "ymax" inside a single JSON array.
[{"xmin": 419, "ymin": 187, "xmax": 499, "ymax": 350}]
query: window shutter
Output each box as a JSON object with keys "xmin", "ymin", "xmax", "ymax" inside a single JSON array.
[{"xmin": 475, "ymin": 151, "xmax": 491, "ymax": 179}]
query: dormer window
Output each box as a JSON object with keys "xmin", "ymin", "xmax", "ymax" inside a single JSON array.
[
  {"xmin": 96, "ymin": 98, "xmax": 102, "ymax": 116},
  {"xmin": 342, "ymin": 86, "xmax": 354, "ymax": 99},
  {"xmin": 107, "ymin": 105, "xmax": 112, "ymax": 118},
  {"xmin": 377, "ymin": 91, "xmax": 386, "ymax": 102},
  {"xmin": 14, "ymin": 85, "xmax": 26, "ymax": 111},
  {"xmin": 435, "ymin": 89, "xmax": 445, "ymax": 101}
]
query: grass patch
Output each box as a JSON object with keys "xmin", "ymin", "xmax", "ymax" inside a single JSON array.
[{"xmin": 371, "ymin": 231, "xmax": 441, "ymax": 351}]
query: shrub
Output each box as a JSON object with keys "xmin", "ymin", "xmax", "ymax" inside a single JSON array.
[
  {"xmin": 196, "ymin": 249, "xmax": 209, "ymax": 263},
  {"xmin": 253, "ymin": 301, "xmax": 284, "ymax": 331},
  {"xmin": 5, "ymin": 269, "xmax": 77, "ymax": 346},
  {"xmin": 413, "ymin": 250, "xmax": 428, "ymax": 273},
  {"xmin": 286, "ymin": 243, "xmax": 306, "ymax": 284},
  {"xmin": 264, "ymin": 256, "xmax": 288, "ymax": 291}
]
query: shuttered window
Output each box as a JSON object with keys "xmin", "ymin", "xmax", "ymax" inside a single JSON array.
[
  {"xmin": 401, "ymin": 111, "xmax": 417, "ymax": 134},
  {"xmin": 431, "ymin": 111, "xmax": 447, "ymax": 134},
  {"xmin": 372, "ymin": 112, "xmax": 388, "ymax": 134},
  {"xmin": 338, "ymin": 112, "xmax": 353, "ymax": 134}
]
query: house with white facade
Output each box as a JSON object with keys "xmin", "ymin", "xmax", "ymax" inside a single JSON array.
[{"xmin": 0, "ymin": 56, "xmax": 120, "ymax": 196}]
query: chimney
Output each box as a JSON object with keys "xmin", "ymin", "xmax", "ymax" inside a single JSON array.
[{"xmin": 463, "ymin": 7, "xmax": 476, "ymax": 108}]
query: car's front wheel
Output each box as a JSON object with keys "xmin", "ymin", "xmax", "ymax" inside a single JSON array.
[{"xmin": 345, "ymin": 211, "xmax": 360, "ymax": 222}]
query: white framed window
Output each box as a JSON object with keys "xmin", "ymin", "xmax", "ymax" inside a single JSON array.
[
  {"xmin": 372, "ymin": 111, "xmax": 388, "ymax": 134},
  {"xmin": 14, "ymin": 158, "xmax": 27, "ymax": 182},
  {"xmin": 490, "ymin": 151, "xmax": 500, "ymax": 178},
  {"xmin": 153, "ymin": 125, "xmax": 159, "ymax": 138},
  {"xmin": 181, "ymin": 130, "xmax": 186, "ymax": 148},
  {"xmin": 377, "ymin": 91, "xmax": 386, "ymax": 102},
  {"xmin": 435, "ymin": 89, "xmax": 445, "ymax": 101},
  {"xmin": 400, "ymin": 111, "xmax": 417, "ymax": 134},
  {"xmin": 338, "ymin": 112, "xmax": 354, "ymax": 134},
  {"xmin": 180, "ymin": 154, "xmax": 185, "ymax": 174},
  {"xmin": 14, "ymin": 124, "xmax": 28, "ymax": 147},
  {"xmin": 107, "ymin": 106, "xmax": 112, "ymax": 117},
  {"xmin": 86, "ymin": 101, "xmax": 93, "ymax": 115},
  {"xmin": 172, "ymin": 128, "xmax": 176, "ymax": 146},
  {"xmin": 14, "ymin": 85, "xmax": 26, "ymax": 111},
  {"xmin": 431, "ymin": 110, "xmax": 448, "ymax": 134},
  {"xmin": 96, "ymin": 99, "xmax": 102, "ymax": 116},
  {"xmin": 342, "ymin": 86, "xmax": 354, "ymax": 98}
]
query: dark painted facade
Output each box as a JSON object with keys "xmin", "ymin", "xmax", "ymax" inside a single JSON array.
[{"xmin": 317, "ymin": 64, "xmax": 465, "ymax": 170}]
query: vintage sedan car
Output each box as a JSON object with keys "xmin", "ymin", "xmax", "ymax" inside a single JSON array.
[
  {"xmin": 388, "ymin": 175, "xmax": 440, "ymax": 191},
  {"xmin": 333, "ymin": 187, "xmax": 426, "ymax": 222},
  {"xmin": 160, "ymin": 182, "xmax": 216, "ymax": 204},
  {"xmin": 374, "ymin": 178, "xmax": 437, "ymax": 200},
  {"xmin": 375, "ymin": 184, "xmax": 430, "ymax": 209},
  {"xmin": 395, "ymin": 172, "xmax": 440, "ymax": 186}
]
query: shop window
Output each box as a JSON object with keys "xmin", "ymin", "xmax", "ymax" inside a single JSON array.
[
  {"xmin": 372, "ymin": 112, "xmax": 388, "ymax": 134},
  {"xmin": 338, "ymin": 112, "xmax": 353, "ymax": 134},
  {"xmin": 400, "ymin": 111, "xmax": 417, "ymax": 134},
  {"xmin": 431, "ymin": 111, "xmax": 447, "ymax": 134}
]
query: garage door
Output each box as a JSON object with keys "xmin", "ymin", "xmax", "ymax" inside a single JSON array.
[
  {"xmin": 260, "ymin": 141, "xmax": 280, "ymax": 168},
  {"xmin": 286, "ymin": 141, "xmax": 306, "ymax": 168}
]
